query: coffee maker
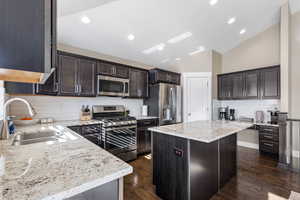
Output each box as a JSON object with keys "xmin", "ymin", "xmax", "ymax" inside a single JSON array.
[
  {"xmin": 268, "ymin": 110, "xmax": 280, "ymax": 124},
  {"xmin": 218, "ymin": 107, "xmax": 229, "ymax": 120},
  {"xmin": 229, "ymin": 109, "xmax": 236, "ymax": 121}
]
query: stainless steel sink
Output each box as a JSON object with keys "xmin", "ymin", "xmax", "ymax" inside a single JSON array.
[{"xmin": 12, "ymin": 128, "xmax": 64, "ymax": 146}]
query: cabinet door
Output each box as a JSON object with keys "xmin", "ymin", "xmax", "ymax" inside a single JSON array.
[
  {"xmin": 58, "ymin": 55, "xmax": 78, "ymax": 96},
  {"xmin": 218, "ymin": 75, "xmax": 232, "ymax": 100},
  {"xmin": 115, "ymin": 65, "xmax": 129, "ymax": 78},
  {"xmin": 156, "ymin": 71, "xmax": 168, "ymax": 83},
  {"xmin": 137, "ymin": 129, "xmax": 146, "ymax": 154},
  {"xmin": 169, "ymin": 73, "xmax": 181, "ymax": 85},
  {"xmin": 129, "ymin": 69, "xmax": 149, "ymax": 98},
  {"xmin": 261, "ymin": 66, "xmax": 280, "ymax": 99},
  {"xmin": 97, "ymin": 62, "xmax": 115, "ymax": 76},
  {"xmin": 77, "ymin": 58, "xmax": 96, "ymax": 97},
  {"xmin": 245, "ymin": 70, "xmax": 259, "ymax": 99},
  {"xmin": 231, "ymin": 73, "xmax": 244, "ymax": 99}
]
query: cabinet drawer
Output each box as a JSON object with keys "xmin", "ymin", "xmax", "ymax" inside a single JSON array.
[
  {"xmin": 259, "ymin": 126, "xmax": 279, "ymax": 133},
  {"xmin": 259, "ymin": 140, "xmax": 279, "ymax": 154},
  {"xmin": 137, "ymin": 119, "xmax": 158, "ymax": 128},
  {"xmin": 259, "ymin": 132, "xmax": 279, "ymax": 142}
]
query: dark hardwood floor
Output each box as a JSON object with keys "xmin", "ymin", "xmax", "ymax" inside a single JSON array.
[{"xmin": 124, "ymin": 147, "xmax": 300, "ymax": 200}]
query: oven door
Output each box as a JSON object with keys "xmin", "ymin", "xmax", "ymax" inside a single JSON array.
[
  {"xmin": 97, "ymin": 75, "xmax": 129, "ymax": 97},
  {"xmin": 102, "ymin": 125, "xmax": 137, "ymax": 155}
]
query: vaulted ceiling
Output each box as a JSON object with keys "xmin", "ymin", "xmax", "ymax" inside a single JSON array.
[{"xmin": 58, "ymin": 0, "xmax": 300, "ymax": 69}]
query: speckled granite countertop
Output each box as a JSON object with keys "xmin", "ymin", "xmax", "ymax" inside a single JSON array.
[
  {"xmin": 0, "ymin": 120, "xmax": 132, "ymax": 200},
  {"xmin": 149, "ymin": 120, "xmax": 253, "ymax": 143}
]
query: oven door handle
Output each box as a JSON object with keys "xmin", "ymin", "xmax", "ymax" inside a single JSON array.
[{"xmin": 105, "ymin": 125, "xmax": 137, "ymax": 131}]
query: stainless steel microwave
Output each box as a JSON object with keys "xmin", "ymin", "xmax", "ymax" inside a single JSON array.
[{"xmin": 97, "ymin": 75, "xmax": 129, "ymax": 97}]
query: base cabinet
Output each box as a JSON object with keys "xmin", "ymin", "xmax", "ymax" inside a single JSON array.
[
  {"xmin": 66, "ymin": 180, "xmax": 119, "ymax": 200},
  {"xmin": 152, "ymin": 132, "xmax": 237, "ymax": 200},
  {"xmin": 137, "ymin": 119, "xmax": 158, "ymax": 155}
]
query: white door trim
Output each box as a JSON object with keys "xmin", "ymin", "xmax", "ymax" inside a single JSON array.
[{"xmin": 182, "ymin": 72, "xmax": 212, "ymax": 122}]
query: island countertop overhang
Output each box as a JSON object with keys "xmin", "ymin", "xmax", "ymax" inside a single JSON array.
[{"xmin": 148, "ymin": 120, "xmax": 254, "ymax": 143}]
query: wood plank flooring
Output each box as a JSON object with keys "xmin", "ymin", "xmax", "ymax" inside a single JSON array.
[{"xmin": 124, "ymin": 147, "xmax": 300, "ymax": 200}]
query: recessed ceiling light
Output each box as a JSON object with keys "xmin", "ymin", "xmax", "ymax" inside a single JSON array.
[
  {"xmin": 240, "ymin": 29, "xmax": 246, "ymax": 35},
  {"xmin": 209, "ymin": 0, "xmax": 218, "ymax": 6},
  {"xmin": 227, "ymin": 17, "xmax": 236, "ymax": 25},
  {"xmin": 128, "ymin": 34, "xmax": 135, "ymax": 41},
  {"xmin": 167, "ymin": 32, "xmax": 193, "ymax": 44},
  {"xmin": 189, "ymin": 46, "xmax": 206, "ymax": 56},
  {"xmin": 142, "ymin": 43, "xmax": 165, "ymax": 54},
  {"xmin": 175, "ymin": 58, "xmax": 181, "ymax": 61},
  {"xmin": 81, "ymin": 16, "xmax": 91, "ymax": 24}
]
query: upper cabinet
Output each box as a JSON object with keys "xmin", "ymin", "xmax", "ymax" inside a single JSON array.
[
  {"xmin": 217, "ymin": 65, "xmax": 280, "ymax": 100},
  {"xmin": 58, "ymin": 52, "xmax": 96, "ymax": 97},
  {"xmin": 260, "ymin": 67, "xmax": 280, "ymax": 99},
  {"xmin": 97, "ymin": 62, "xmax": 129, "ymax": 79},
  {"xmin": 0, "ymin": 0, "xmax": 57, "ymax": 82},
  {"xmin": 129, "ymin": 68, "xmax": 149, "ymax": 98},
  {"xmin": 149, "ymin": 69, "xmax": 181, "ymax": 85}
]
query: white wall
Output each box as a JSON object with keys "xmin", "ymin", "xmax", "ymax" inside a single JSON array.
[{"xmin": 8, "ymin": 95, "xmax": 143, "ymax": 121}]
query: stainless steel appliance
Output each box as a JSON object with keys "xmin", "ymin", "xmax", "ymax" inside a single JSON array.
[
  {"xmin": 218, "ymin": 107, "xmax": 229, "ymax": 120},
  {"xmin": 268, "ymin": 110, "xmax": 280, "ymax": 124},
  {"xmin": 92, "ymin": 105, "xmax": 137, "ymax": 161},
  {"xmin": 97, "ymin": 75, "xmax": 129, "ymax": 97},
  {"xmin": 229, "ymin": 109, "xmax": 236, "ymax": 121},
  {"xmin": 255, "ymin": 110, "xmax": 265, "ymax": 123},
  {"xmin": 144, "ymin": 83, "xmax": 182, "ymax": 126}
]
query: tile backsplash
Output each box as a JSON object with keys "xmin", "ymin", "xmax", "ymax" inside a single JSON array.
[
  {"xmin": 213, "ymin": 99, "xmax": 280, "ymax": 122},
  {"xmin": 8, "ymin": 95, "xmax": 144, "ymax": 121}
]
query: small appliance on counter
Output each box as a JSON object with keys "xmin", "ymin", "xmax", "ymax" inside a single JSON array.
[
  {"xmin": 80, "ymin": 105, "xmax": 91, "ymax": 121},
  {"xmin": 255, "ymin": 111, "xmax": 265, "ymax": 123},
  {"xmin": 218, "ymin": 107, "xmax": 229, "ymax": 120},
  {"xmin": 268, "ymin": 109, "xmax": 280, "ymax": 124},
  {"xmin": 229, "ymin": 109, "xmax": 236, "ymax": 121}
]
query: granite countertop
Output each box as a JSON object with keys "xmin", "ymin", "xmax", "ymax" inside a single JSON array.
[
  {"xmin": 0, "ymin": 120, "xmax": 133, "ymax": 200},
  {"xmin": 148, "ymin": 120, "xmax": 253, "ymax": 143}
]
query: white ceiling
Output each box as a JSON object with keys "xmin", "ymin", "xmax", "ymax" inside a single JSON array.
[{"xmin": 58, "ymin": 0, "xmax": 300, "ymax": 69}]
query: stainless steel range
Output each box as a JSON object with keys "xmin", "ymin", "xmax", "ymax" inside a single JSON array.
[{"xmin": 92, "ymin": 105, "xmax": 137, "ymax": 162}]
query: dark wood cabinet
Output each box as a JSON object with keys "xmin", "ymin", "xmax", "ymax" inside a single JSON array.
[
  {"xmin": 261, "ymin": 66, "xmax": 280, "ymax": 99},
  {"xmin": 77, "ymin": 59, "xmax": 96, "ymax": 97},
  {"xmin": 35, "ymin": 69, "xmax": 58, "ymax": 95},
  {"xmin": 258, "ymin": 125, "xmax": 279, "ymax": 157},
  {"xmin": 97, "ymin": 62, "xmax": 129, "ymax": 78},
  {"xmin": 137, "ymin": 118, "xmax": 158, "ymax": 155},
  {"xmin": 0, "ymin": 0, "xmax": 57, "ymax": 74},
  {"xmin": 149, "ymin": 69, "xmax": 181, "ymax": 85},
  {"xmin": 129, "ymin": 68, "xmax": 149, "ymax": 98},
  {"xmin": 58, "ymin": 55, "xmax": 78, "ymax": 96},
  {"xmin": 58, "ymin": 52, "xmax": 96, "ymax": 97},
  {"xmin": 218, "ymin": 65, "xmax": 280, "ymax": 100},
  {"xmin": 152, "ymin": 133, "xmax": 189, "ymax": 200},
  {"xmin": 244, "ymin": 70, "xmax": 259, "ymax": 99},
  {"xmin": 231, "ymin": 73, "xmax": 244, "ymax": 99}
]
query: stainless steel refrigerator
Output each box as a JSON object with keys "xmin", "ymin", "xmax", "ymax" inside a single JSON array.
[{"xmin": 144, "ymin": 83, "xmax": 182, "ymax": 126}]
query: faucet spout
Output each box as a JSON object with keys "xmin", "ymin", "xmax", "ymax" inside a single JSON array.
[{"xmin": 1, "ymin": 98, "xmax": 36, "ymax": 140}]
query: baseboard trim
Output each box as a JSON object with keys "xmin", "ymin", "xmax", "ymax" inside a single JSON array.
[{"xmin": 237, "ymin": 141, "xmax": 259, "ymax": 150}]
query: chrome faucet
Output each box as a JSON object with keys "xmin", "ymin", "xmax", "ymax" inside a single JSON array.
[{"xmin": 1, "ymin": 98, "xmax": 36, "ymax": 140}]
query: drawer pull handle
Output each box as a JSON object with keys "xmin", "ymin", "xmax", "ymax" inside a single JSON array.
[
  {"xmin": 262, "ymin": 128, "xmax": 275, "ymax": 132},
  {"xmin": 263, "ymin": 135, "xmax": 273, "ymax": 139},
  {"xmin": 263, "ymin": 143, "xmax": 273, "ymax": 147}
]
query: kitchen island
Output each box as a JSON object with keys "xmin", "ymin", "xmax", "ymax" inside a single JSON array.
[
  {"xmin": 0, "ymin": 121, "xmax": 133, "ymax": 200},
  {"xmin": 149, "ymin": 120, "xmax": 253, "ymax": 200}
]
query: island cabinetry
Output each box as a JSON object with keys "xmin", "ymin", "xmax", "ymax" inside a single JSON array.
[{"xmin": 152, "ymin": 132, "xmax": 238, "ymax": 200}]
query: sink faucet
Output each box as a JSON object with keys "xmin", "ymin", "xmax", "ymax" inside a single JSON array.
[{"xmin": 1, "ymin": 98, "xmax": 36, "ymax": 140}]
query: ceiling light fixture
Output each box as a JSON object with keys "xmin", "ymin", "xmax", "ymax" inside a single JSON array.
[
  {"xmin": 209, "ymin": 0, "xmax": 218, "ymax": 6},
  {"xmin": 240, "ymin": 29, "xmax": 246, "ymax": 35},
  {"xmin": 128, "ymin": 34, "xmax": 135, "ymax": 40},
  {"xmin": 189, "ymin": 46, "xmax": 206, "ymax": 56},
  {"xmin": 142, "ymin": 43, "xmax": 165, "ymax": 54},
  {"xmin": 81, "ymin": 16, "xmax": 91, "ymax": 24},
  {"xmin": 227, "ymin": 17, "xmax": 236, "ymax": 25},
  {"xmin": 175, "ymin": 58, "xmax": 181, "ymax": 61},
  {"xmin": 167, "ymin": 32, "xmax": 193, "ymax": 44}
]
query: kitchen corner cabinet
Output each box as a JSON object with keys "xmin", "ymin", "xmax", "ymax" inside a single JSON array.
[
  {"xmin": 0, "ymin": 0, "xmax": 57, "ymax": 74},
  {"xmin": 58, "ymin": 52, "xmax": 96, "ymax": 97},
  {"xmin": 129, "ymin": 68, "xmax": 149, "ymax": 98},
  {"xmin": 149, "ymin": 69, "xmax": 181, "ymax": 85},
  {"xmin": 97, "ymin": 61, "xmax": 129, "ymax": 79},
  {"xmin": 218, "ymin": 65, "xmax": 280, "ymax": 100}
]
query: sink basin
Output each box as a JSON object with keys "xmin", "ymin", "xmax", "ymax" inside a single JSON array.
[{"xmin": 12, "ymin": 128, "xmax": 64, "ymax": 146}]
